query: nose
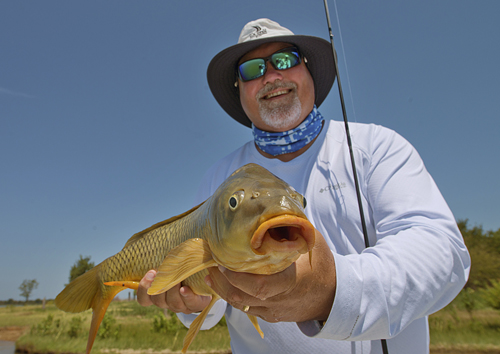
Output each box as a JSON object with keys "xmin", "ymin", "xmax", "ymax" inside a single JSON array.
[{"xmin": 262, "ymin": 61, "xmax": 283, "ymax": 85}]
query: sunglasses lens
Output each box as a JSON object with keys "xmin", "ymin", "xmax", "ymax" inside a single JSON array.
[
  {"xmin": 271, "ymin": 49, "xmax": 300, "ymax": 70},
  {"xmin": 237, "ymin": 48, "xmax": 301, "ymax": 82},
  {"xmin": 239, "ymin": 59, "xmax": 266, "ymax": 82}
]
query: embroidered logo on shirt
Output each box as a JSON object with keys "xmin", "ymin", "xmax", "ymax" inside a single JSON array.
[{"xmin": 320, "ymin": 182, "xmax": 346, "ymax": 193}]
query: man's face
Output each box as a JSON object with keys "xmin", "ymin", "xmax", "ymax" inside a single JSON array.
[{"xmin": 238, "ymin": 42, "xmax": 315, "ymax": 132}]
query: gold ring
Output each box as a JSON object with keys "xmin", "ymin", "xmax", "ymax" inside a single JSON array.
[{"xmin": 243, "ymin": 305, "xmax": 250, "ymax": 313}]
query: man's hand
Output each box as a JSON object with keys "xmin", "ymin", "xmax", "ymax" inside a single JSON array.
[
  {"xmin": 137, "ymin": 270, "xmax": 212, "ymax": 314},
  {"xmin": 206, "ymin": 229, "xmax": 336, "ymax": 323}
]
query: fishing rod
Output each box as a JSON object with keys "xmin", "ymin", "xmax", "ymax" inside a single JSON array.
[{"xmin": 322, "ymin": 1, "xmax": 389, "ymax": 353}]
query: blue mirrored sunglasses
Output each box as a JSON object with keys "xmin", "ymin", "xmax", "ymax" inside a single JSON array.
[{"xmin": 237, "ymin": 47, "xmax": 301, "ymax": 82}]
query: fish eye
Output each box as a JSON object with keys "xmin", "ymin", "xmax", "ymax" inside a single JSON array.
[
  {"xmin": 288, "ymin": 188, "xmax": 306, "ymax": 208},
  {"xmin": 228, "ymin": 190, "xmax": 245, "ymax": 211}
]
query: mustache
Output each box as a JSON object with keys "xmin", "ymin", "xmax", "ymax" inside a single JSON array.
[{"xmin": 256, "ymin": 80, "xmax": 297, "ymax": 99}]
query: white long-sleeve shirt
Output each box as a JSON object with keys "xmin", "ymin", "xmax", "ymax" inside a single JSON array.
[{"xmin": 178, "ymin": 119, "xmax": 470, "ymax": 354}]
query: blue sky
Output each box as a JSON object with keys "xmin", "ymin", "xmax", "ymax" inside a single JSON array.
[{"xmin": 1, "ymin": 0, "xmax": 498, "ymax": 301}]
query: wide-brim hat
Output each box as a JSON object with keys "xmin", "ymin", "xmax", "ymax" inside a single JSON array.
[{"xmin": 207, "ymin": 18, "xmax": 336, "ymax": 128}]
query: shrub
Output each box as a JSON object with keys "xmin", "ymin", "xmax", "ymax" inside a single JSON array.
[
  {"xmin": 152, "ymin": 314, "xmax": 168, "ymax": 333},
  {"xmin": 461, "ymin": 287, "xmax": 477, "ymax": 320},
  {"xmin": 152, "ymin": 311, "xmax": 183, "ymax": 333},
  {"xmin": 67, "ymin": 316, "xmax": 83, "ymax": 338},
  {"xmin": 482, "ymin": 279, "xmax": 500, "ymax": 310},
  {"xmin": 97, "ymin": 314, "xmax": 121, "ymax": 339},
  {"xmin": 31, "ymin": 314, "xmax": 60, "ymax": 335}
]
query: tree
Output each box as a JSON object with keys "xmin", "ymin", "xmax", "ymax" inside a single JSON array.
[
  {"xmin": 19, "ymin": 279, "xmax": 38, "ymax": 302},
  {"xmin": 68, "ymin": 255, "xmax": 95, "ymax": 284},
  {"xmin": 459, "ymin": 219, "xmax": 500, "ymax": 289}
]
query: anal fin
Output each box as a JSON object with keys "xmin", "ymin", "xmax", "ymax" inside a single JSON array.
[
  {"xmin": 182, "ymin": 295, "xmax": 221, "ymax": 353},
  {"xmin": 86, "ymin": 286, "xmax": 124, "ymax": 354},
  {"xmin": 103, "ymin": 281, "xmax": 140, "ymax": 290}
]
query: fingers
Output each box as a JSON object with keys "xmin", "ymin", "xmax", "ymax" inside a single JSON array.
[
  {"xmin": 137, "ymin": 270, "xmax": 172, "ymax": 309},
  {"xmin": 162, "ymin": 284, "xmax": 211, "ymax": 314},
  {"xmin": 163, "ymin": 283, "xmax": 184, "ymax": 311},
  {"xmin": 206, "ymin": 269, "xmax": 288, "ymax": 322},
  {"xmin": 137, "ymin": 270, "xmax": 156, "ymax": 307},
  {"xmin": 206, "ymin": 264, "xmax": 296, "ymax": 318},
  {"xmin": 204, "ymin": 230, "xmax": 337, "ymax": 323},
  {"xmin": 137, "ymin": 269, "xmax": 211, "ymax": 314},
  {"xmin": 209, "ymin": 263, "xmax": 296, "ymax": 301},
  {"xmin": 178, "ymin": 285, "xmax": 213, "ymax": 314}
]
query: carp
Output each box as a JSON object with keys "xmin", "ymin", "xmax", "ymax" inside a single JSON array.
[{"xmin": 55, "ymin": 163, "xmax": 316, "ymax": 353}]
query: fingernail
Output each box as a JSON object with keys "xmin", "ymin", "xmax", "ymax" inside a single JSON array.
[
  {"xmin": 218, "ymin": 265, "xmax": 227, "ymax": 273},
  {"xmin": 180, "ymin": 287, "xmax": 187, "ymax": 297},
  {"xmin": 145, "ymin": 271, "xmax": 155, "ymax": 281},
  {"xmin": 205, "ymin": 275, "xmax": 212, "ymax": 287}
]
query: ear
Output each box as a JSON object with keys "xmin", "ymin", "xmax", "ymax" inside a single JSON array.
[{"xmin": 234, "ymin": 78, "xmax": 241, "ymax": 97}]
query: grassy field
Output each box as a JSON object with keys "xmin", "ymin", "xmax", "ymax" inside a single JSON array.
[
  {"xmin": 1, "ymin": 297, "xmax": 499, "ymax": 354},
  {"xmin": 0, "ymin": 300, "xmax": 230, "ymax": 353},
  {"xmin": 429, "ymin": 308, "xmax": 500, "ymax": 353},
  {"xmin": 428, "ymin": 289, "xmax": 500, "ymax": 353}
]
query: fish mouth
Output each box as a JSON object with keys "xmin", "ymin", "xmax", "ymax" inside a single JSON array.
[{"xmin": 250, "ymin": 215, "xmax": 316, "ymax": 256}]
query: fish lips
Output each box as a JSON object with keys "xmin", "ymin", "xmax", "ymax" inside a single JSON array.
[{"xmin": 250, "ymin": 215, "xmax": 316, "ymax": 256}]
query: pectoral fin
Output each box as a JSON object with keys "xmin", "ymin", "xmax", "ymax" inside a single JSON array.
[
  {"xmin": 148, "ymin": 238, "xmax": 217, "ymax": 295},
  {"xmin": 247, "ymin": 314, "xmax": 264, "ymax": 338},
  {"xmin": 181, "ymin": 295, "xmax": 221, "ymax": 354}
]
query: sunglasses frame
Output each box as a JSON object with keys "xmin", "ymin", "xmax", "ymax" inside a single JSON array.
[{"xmin": 237, "ymin": 46, "xmax": 302, "ymax": 82}]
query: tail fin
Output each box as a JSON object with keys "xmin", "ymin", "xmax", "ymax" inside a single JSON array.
[{"xmin": 55, "ymin": 264, "xmax": 124, "ymax": 354}]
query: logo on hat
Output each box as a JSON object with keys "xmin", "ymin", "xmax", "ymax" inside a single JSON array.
[{"xmin": 250, "ymin": 25, "xmax": 267, "ymax": 38}]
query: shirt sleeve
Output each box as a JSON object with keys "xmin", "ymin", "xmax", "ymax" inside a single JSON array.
[
  {"xmin": 176, "ymin": 299, "xmax": 228, "ymax": 330},
  {"xmin": 299, "ymin": 126, "xmax": 470, "ymax": 340}
]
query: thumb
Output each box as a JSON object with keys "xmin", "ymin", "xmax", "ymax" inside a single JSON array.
[
  {"xmin": 137, "ymin": 270, "xmax": 156, "ymax": 306},
  {"xmin": 140, "ymin": 270, "xmax": 157, "ymax": 289}
]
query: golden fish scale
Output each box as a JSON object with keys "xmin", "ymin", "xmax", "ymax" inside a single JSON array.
[{"xmin": 99, "ymin": 206, "xmax": 212, "ymax": 296}]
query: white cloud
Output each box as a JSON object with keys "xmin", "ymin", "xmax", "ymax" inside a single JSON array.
[{"xmin": 0, "ymin": 87, "xmax": 35, "ymax": 98}]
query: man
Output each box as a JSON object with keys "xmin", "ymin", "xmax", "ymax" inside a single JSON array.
[{"xmin": 138, "ymin": 18, "xmax": 470, "ymax": 353}]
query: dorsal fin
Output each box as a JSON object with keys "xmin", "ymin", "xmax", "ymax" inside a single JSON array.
[{"xmin": 122, "ymin": 201, "xmax": 206, "ymax": 250}]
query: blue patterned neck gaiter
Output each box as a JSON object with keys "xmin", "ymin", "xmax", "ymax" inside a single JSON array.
[{"xmin": 252, "ymin": 106, "xmax": 324, "ymax": 156}]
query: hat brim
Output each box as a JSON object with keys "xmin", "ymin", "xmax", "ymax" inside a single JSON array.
[{"xmin": 207, "ymin": 35, "xmax": 336, "ymax": 128}]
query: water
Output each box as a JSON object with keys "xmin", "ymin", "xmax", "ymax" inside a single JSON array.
[{"xmin": 0, "ymin": 341, "xmax": 15, "ymax": 354}]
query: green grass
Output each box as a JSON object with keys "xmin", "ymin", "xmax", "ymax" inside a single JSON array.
[
  {"xmin": 3, "ymin": 296, "xmax": 500, "ymax": 354},
  {"xmin": 0, "ymin": 301, "xmax": 62, "ymax": 326},
  {"xmin": 4, "ymin": 301, "xmax": 230, "ymax": 354},
  {"xmin": 430, "ymin": 309, "xmax": 500, "ymax": 346},
  {"xmin": 429, "ymin": 292, "xmax": 500, "ymax": 353}
]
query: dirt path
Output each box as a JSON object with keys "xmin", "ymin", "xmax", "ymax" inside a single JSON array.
[
  {"xmin": 0, "ymin": 327, "xmax": 28, "ymax": 343},
  {"xmin": 3, "ymin": 326, "xmax": 499, "ymax": 354},
  {"xmin": 431, "ymin": 346, "xmax": 500, "ymax": 354}
]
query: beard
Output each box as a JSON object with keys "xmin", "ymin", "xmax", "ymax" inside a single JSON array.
[{"xmin": 256, "ymin": 81, "xmax": 302, "ymax": 131}]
